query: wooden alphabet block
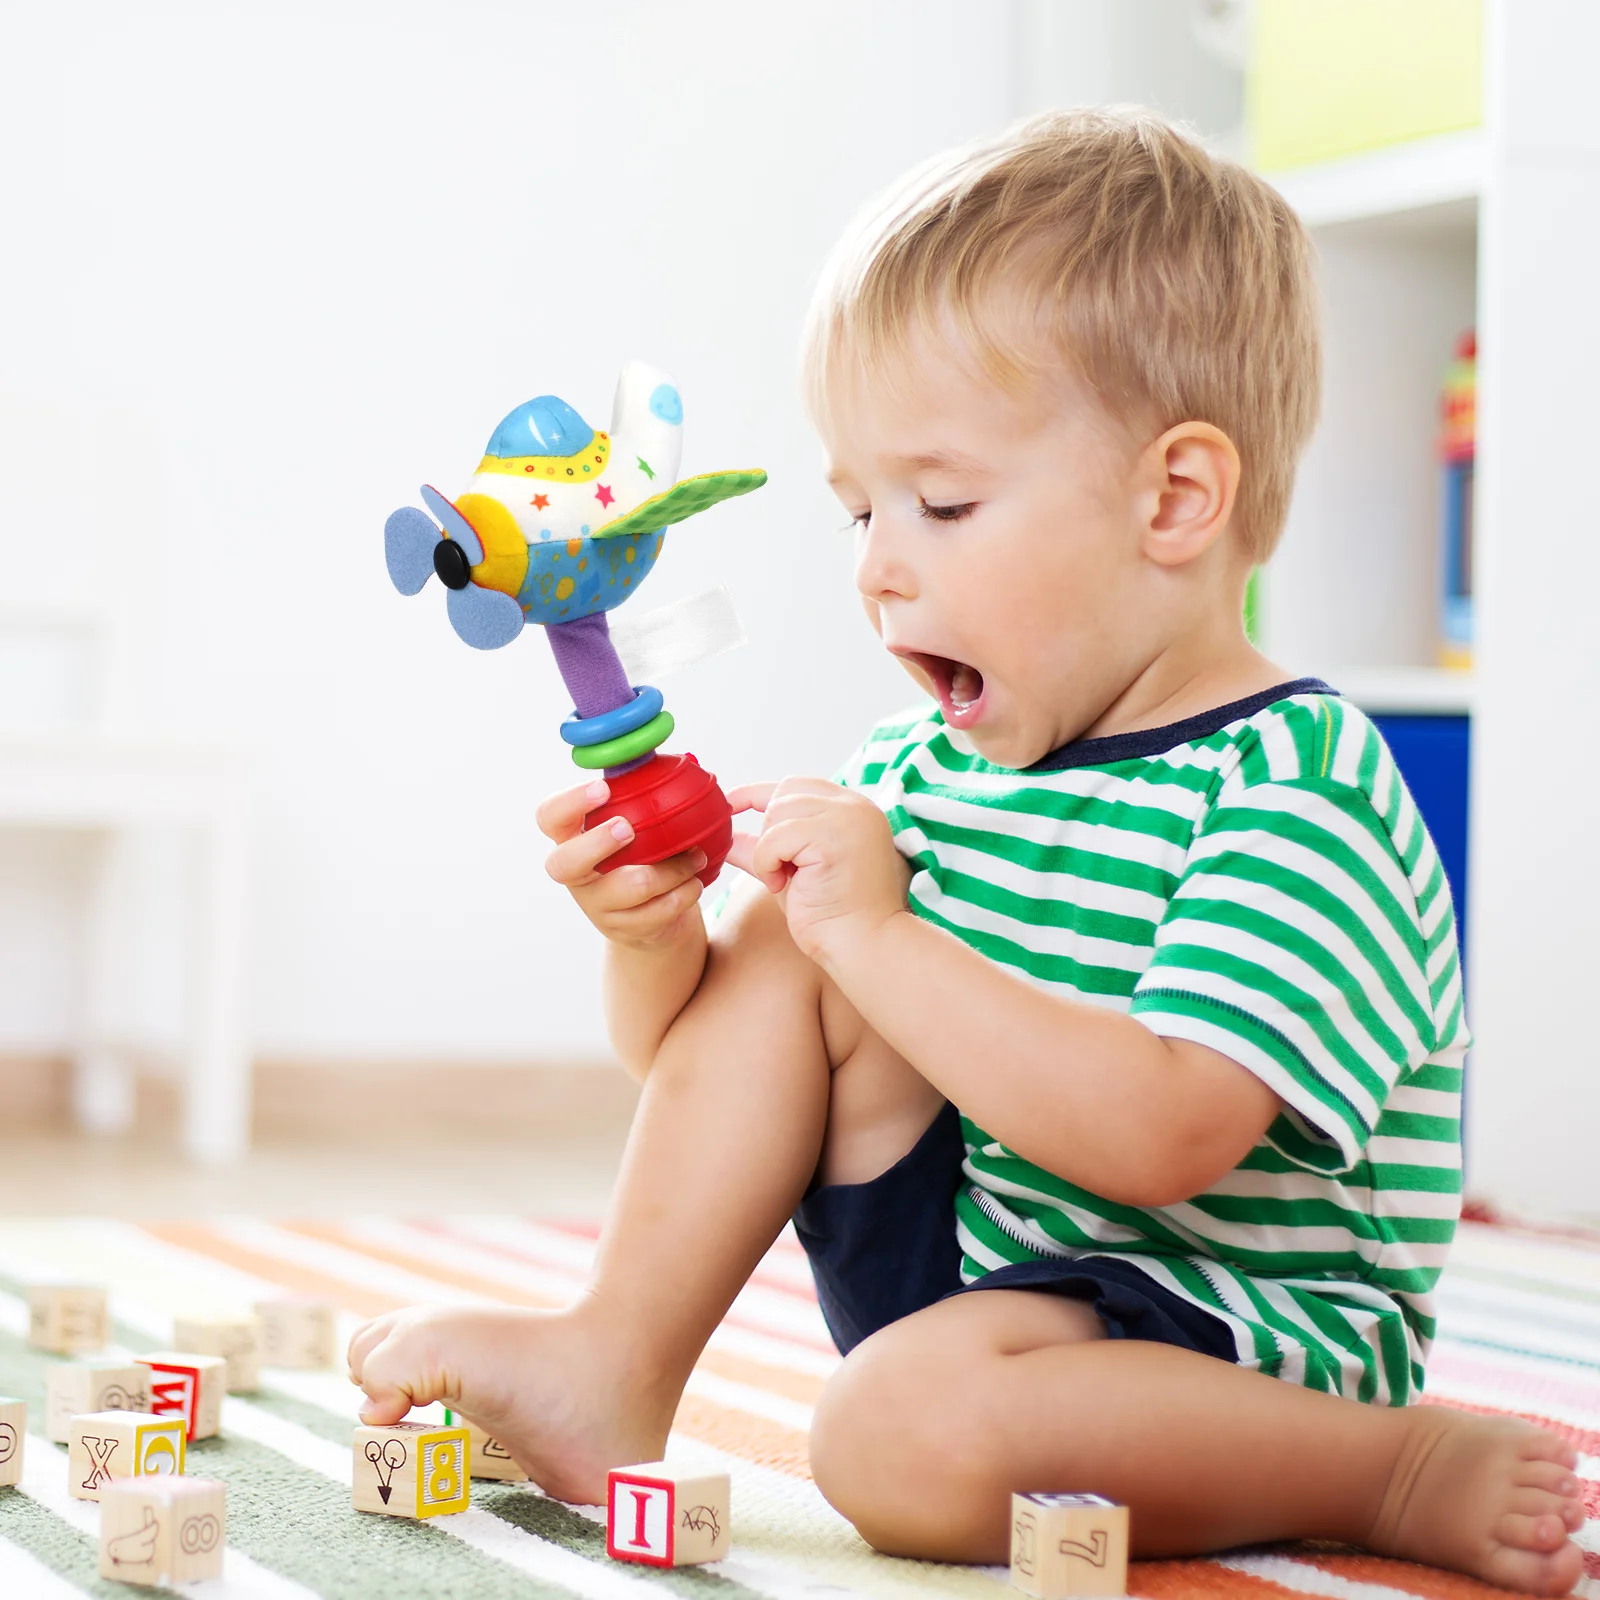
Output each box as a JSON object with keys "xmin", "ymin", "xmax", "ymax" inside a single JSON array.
[
  {"xmin": 172, "ymin": 1316, "xmax": 260, "ymax": 1393},
  {"xmin": 134, "ymin": 1353, "xmax": 226, "ymax": 1442},
  {"xmin": 99, "ymin": 1475, "xmax": 225, "ymax": 1585},
  {"xmin": 607, "ymin": 1461, "xmax": 730, "ymax": 1567},
  {"xmin": 27, "ymin": 1283, "xmax": 108, "ymax": 1355},
  {"xmin": 1009, "ymin": 1492, "xmax": 1129, "ymax": 1598},
  {"xmin": 352, "ymin": 1422, "xmax": 470, "ymax": 1518},
  {"xmin": 46, "ymin": 1361, "xmax": 150, "ymax": 1443},
  {"xmin": 67, "ymin": 1411, "xmax": 186, "ymax": 1501},
  {"xmin": 442, "ymin": 1409, "xmax": 527, "ymax": 1481},
  {"xmin": 255, "ymin": 1298, "xmax": 335, "ymax": 1368},
  {"xmin": 0, "ymin": 1397, "xmax": 25, "ymax": 1488}
]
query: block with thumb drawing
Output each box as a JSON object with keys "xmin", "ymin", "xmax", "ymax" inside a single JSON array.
[{"xmin": 99, "ymin": 1475, "xmax": 226, "ymax": 1585}]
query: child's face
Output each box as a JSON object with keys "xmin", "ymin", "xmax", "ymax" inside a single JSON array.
[{"xmin": 819, "ymin": 327, "xmax": 1167, "ymax": 770}]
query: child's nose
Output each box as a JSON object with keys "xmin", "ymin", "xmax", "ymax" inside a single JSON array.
[{"xmin": 853, "ymin": 517, "xmax": 917, "ymax": 603}]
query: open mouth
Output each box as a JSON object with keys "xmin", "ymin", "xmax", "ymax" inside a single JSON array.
[{"xmin": 904, "ymin": 651, "xmax": 987, "ymax": 730}]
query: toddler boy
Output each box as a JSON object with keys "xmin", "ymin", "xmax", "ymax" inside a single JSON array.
[{"xmin": 350, "ymin": 109, "xmax": 1585, "ymax": 1594}]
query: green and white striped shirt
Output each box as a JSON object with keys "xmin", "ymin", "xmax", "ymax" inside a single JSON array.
[{"xmin": 835, "ymin": 684, "xmax": 1467, "ymax": 1406}]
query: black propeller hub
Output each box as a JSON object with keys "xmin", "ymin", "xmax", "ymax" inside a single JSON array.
[{"xmin": 433, "ymin": 538, "xmax": 472, "ymax": 590}]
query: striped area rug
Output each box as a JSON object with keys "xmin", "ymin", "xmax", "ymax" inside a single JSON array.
[{"xmin": 0, "ymin": 1217, "xmax": 1596, "ymax": 1600}]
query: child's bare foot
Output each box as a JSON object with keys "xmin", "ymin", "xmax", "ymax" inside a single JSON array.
[
  {"xmin": 1367, "ymin": 1404, "xmax": 1587, "ymax": 1596},
  {"xmin": 347, "ymin": 1304, "xmax": 679, "ymax": 1504}
]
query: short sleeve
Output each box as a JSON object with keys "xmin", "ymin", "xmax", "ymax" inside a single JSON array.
[{"xmin": 1128, "ymin": 776, "xmax": 1440, "ymax": 1175}]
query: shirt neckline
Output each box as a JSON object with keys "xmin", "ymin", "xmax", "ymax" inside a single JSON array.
[{"xmin": 1017, "ymin": 678, "xmax": 1339, "ymax": 773}]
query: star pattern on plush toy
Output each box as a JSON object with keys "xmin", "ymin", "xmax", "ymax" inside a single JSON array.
[
  {"xmin": 531, "ymin": 492, "xmax": 550, "ymax": 510},
  {"xmin": 637, "ymin": 456, "xmax": 655, "ymax": 480},
  {"xmin": 595, "ymin": 483, "xmax": 616, "ymax": 508}
]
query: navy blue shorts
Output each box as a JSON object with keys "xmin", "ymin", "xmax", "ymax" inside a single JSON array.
[{"xmin": 792, "ymin": 1101, "xmax": 1241, "ymax": 1362}]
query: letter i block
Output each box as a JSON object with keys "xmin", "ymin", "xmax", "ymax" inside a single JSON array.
[
  {"xmin": 67, "ymin": 1411, "xmax": 186, "ymax": 1502},
  {"xmin": 135, "ymin": 1352, "xmax": 226, "ymax": 1442},
  {"xmin": 607, "ymin": 1461, "xmax": 731, "ymax": 1567},
  {"xmin": 27, "ymin": 1283, "xmax": 108, "ymax": 1355},
  {"xmin": 255, "ymin": 1298, "xmax": 336, "ymax": 1368},
  {"xmin": 46, "ymin": 1361, "xmax": 150, "ymax": 1443},
  {"xmin": 0, "ymin": 1398, "xmax": 25, "ymax": 1488},
  {"xmin": 1009, "ymin": 1492, "xmax": 1129, "ymax": 1598},
  {"xmin": 99, "ymin": 1475, "xmax": 225, "ymax": 1585},
  {"xmin": 352, "ymin": 1422, "xmax": 471, "ymax": 1518},
  {"xmin": 173, "ymin": 1316, "xmax": 261, "ymax": 1393}
]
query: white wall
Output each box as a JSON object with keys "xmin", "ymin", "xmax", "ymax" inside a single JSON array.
[
  {"xmin": 0, "ymin": 0, "xmax": 1240, "ymax": 1072},
  {"xmin": 0, "ymin": 0, "xmax": 1017, "ymax": 1064}
]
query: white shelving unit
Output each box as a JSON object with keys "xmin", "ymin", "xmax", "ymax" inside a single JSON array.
[
  {"xmin": 1258, "ymin": 0, "xmax": 1600, "ymax": 1217},
  {"xmin": 1257, "ymin": 134, "xmax": 1480, "ymax": 716}
]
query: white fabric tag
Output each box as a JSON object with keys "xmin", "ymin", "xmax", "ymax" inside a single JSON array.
[{"xmin": 608, "ymin": 585, "xmax": 748, "ymax": 684}]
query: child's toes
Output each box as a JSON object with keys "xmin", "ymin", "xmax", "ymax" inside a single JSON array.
[
  {"xmin": 1497, "ymin": 1509, "xmax": 1573, "ymax": 1553},
  {"xmin": 1516, "ymin": 1458, "xmax": 1579, "ymax": 1495}
]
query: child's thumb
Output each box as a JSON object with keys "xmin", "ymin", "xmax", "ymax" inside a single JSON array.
[{"xmin": 358, "ymin": 1381, "xmax": 416, "ymax": 1427}]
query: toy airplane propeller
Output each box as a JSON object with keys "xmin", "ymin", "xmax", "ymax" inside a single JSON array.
[{"xmin": 384, "ymin": 361, "xmax": 766, "ymax": 881}]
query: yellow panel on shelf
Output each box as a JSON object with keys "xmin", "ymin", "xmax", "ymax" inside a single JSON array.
[{"xmin": 1249, "ymin": 0, "xmax": 1482, "ymax": 171}]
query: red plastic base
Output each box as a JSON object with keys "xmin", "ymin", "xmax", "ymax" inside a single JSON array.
[{"xmin": 583, "ymin": 751, "xmax": 733, "ymax": 886}]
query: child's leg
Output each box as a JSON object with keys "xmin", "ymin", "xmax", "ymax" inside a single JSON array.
[
  {"xmin": 349, "ymin": 886, "xmax": 944, "ymax": 1502},
  {"xmin": 810, "ymin": 1288, "xmax": 1587, "ymax": 1596}
]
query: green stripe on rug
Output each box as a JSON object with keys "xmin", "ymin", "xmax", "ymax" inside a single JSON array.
[{"xmin": 0, "ymin": 1486, "xmax": 181, "ymax": 1598}]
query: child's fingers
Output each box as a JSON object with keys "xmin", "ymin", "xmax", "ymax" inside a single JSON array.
[
  {"xmin": 583, "ymin": 849, "xmax": 707, "ymax": 915},
  {"xmin": 535, "ymin": 780, "xmax": 609, "ymax": 845},
  {"xmin": 601, "ymin": 874, "xmax": 704, "ymax": 939},
  {"xmin": 725, "ymin": 780, "xmax": 778, "ymax": 815},
  {"xmin": 357, "ymin": 1373, "xmax": 420, "ymax": 1427},
  {"xmin": 545, "ymin": 815, "xmax": 636, "ymax": 886},
  {"xmin": 724, "ymin": 831, "xmax": 790, "ymax": 893}
]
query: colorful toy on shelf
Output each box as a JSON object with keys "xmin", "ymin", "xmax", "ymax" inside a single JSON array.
[
  {"xmin": 1438, "ymin": 330, "xmax": 1475, "ymax": 670},
  {"xmin": 384, "ymin": 363, "xmax": 766, "ymax": 883}
]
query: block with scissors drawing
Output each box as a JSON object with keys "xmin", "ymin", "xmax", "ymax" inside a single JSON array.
[
  {"xmin": 352, "ymin": 1421, "xmax": 471, "ymax": 1518},
  {"xmin": 27, "ymin": 1282, "xmax": 108, "ymax": 1355},
  {"xmin": 67, "ymin": 1410, "xmax": 186, "ymax": 1502},
  {"xmin": 0, "ymin": 1397, "xmax": 25, "ymax": 1488},
  {"xmin": 255, "ymin": 1298, "xmax": 336, "ymax": 1368},
  {"xmin": 606, "ymin": 1460, "xmax": 730, "ymax": 1567},
  {"xmin": 1009, "ymin": 1492, "xmax": 1128, "ymax": 1598},
  {"xmin": 46, "ymin": 1361, "xmax": 150, "ymax": 1443},
  {"xmin": 442, "ymin": 1409, "xmax": 527, "ymax": 1481},
  {"xmin": 173, "ymin": 1315, "xmax": 261, "ymax": 1393},
  {"xmin": 99, "ymin": 1475, "xmax": 225, "ymax": 1584},
  {"xmin": 135, "ymin": 1352, "xmax": 226, "ymax": 1442}
]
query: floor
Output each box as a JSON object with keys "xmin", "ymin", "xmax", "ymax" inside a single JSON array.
[{"xmin": 0, "ymin": 1126, "xmax": 628, "ymax": 1215}]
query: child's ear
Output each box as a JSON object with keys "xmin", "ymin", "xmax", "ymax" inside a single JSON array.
[{"xmin": 1137, "ymin": 421, "xmax": 1240, "ymax": 567}]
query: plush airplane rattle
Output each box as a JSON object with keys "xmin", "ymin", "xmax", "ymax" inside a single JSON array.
[{"xmin": 383, "ymin": 361, "xmax": 766, "ymax": 882}]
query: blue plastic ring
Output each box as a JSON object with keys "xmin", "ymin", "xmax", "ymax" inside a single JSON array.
[{"xmin": 560, "ymin": 684, "xmax": 664, "ymax": 747}]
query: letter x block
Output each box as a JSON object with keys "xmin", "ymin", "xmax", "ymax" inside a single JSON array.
[
  {"xmin": 99, "ymin": 1475, "xmax": 226, "ymax": 1585},
  {"xmin": 0, "ymin": 1397, "xmax": 25, "ymax": 1488},
  {"xmin": 135, "ymin": 1352, "xmax": 226, "ymax": 1442},
  {"xmin": 1009, "ymin": 1492, "xmax": 1129, "ymax": 1598},
  {"xmin": 352, "ymin": 1422, "xmax": 471, "ymax": 1518},
  {"xmin": 442, "ymin": 1409, "xmax": 527, "ymax": 1482},
  {"xmin": 607, "ymin": 1461, "xmax": 731, "ymax": 1567},
  {"xmin": 27, "ymin": 1283, "xmax": 108, "ymax": 1355},
  {"xmin": 255, "ymin": 1298, "xmax": 336, "ymax": 1369},
  {"xmin": 46, "ymin": 1361, "xmax": 150, "ymax": 1443},
  {"xmin": 67, "ymin": 1411, "xmax": 186, "ymax": 1502},
  {"xmin": 173, "ymin": 1316, "xmax": 261, "ymax": 1393}
]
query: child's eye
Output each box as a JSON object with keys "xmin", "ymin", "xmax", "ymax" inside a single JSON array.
[
  {"xmin": 918, "ymin": 500, "xmax": 976, "ymax": 523},
  {"xmin": 839, "ymin": 511, "xmax": 870, "ymax": 533}
]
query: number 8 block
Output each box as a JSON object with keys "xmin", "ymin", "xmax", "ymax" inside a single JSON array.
[{"xmin": 352, "ymin": 1422, "xmax": 470, "ymax": 1519}]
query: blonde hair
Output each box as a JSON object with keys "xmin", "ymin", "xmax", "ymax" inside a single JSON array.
[{"xmin": 802, "ymin": 107, "xmax": 1320, "ymax": 561}]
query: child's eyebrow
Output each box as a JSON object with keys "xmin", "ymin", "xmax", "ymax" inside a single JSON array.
[{"xmin": 886, "ymin": 449, "xmax": 990, "ymax": 474}]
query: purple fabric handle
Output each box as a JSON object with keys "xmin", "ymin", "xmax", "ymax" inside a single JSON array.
[{"xmin": 544, "ymin": 613, "xmax": 633, "ymax": 719}]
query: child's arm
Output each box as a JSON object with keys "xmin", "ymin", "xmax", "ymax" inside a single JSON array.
[
  {"xmin": 538, "ymin": 779, "xmax": 710, "ymax": 1080},
  {"xmin": 727, "ymin": 777, "xmax": 1283, "ymax": 1208}
]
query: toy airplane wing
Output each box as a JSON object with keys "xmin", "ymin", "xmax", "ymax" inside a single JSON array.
[{"xmin": 589, "ymin": 468, "xmax": 767, "ymax": 541}]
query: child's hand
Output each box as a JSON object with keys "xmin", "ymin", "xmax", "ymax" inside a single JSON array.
[
  {"xmin": 724, "ymin": 777, "xmax": 910, "ymax": 964},
  {"xmin": 539, "ymin": 778, "xmax": 707, "ymax": 951}
]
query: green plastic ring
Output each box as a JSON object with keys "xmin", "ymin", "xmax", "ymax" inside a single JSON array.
[{"xmin": 571, "ymin": 710, "xmax": 675, "ymax": 769}]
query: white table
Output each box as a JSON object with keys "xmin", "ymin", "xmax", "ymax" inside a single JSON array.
[{"xmin": 0, "ymin": 733, "xmax": 251, "ymax": 1162}]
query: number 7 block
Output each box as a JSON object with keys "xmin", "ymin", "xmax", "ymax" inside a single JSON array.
[
  {"xmin": 1009, "ymin": 1492, "xmax": 1129, "ymax": 1598},
  {"xmin": 606, "ymin": 1461, "xmax": 730, "ymax": 1567}
]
